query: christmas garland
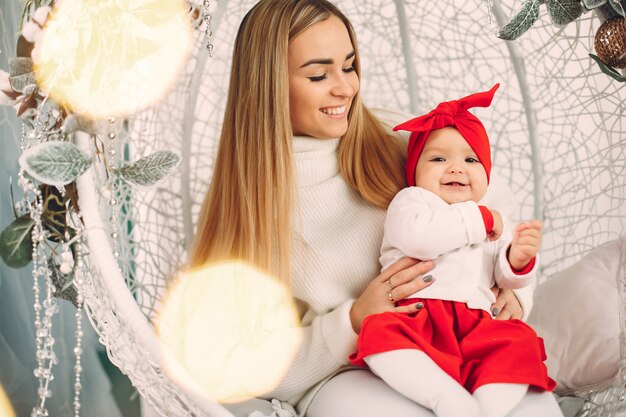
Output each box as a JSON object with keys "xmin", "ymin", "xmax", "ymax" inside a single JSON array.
[{"xmin": 498, "ymin": 0, "xmax": 626, "ymax": 81}]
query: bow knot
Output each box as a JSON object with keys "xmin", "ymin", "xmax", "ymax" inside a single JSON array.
[{"xmin": 435, "ymin": 100, "xmax": 459, "ymax": 117}]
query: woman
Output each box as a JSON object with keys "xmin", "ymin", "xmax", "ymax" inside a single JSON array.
[{"xmin": 189, "ymin": 0, "xmax": 563, "ymax": 415}]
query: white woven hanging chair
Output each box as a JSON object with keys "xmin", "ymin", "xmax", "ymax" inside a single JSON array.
[{"xmin": 71, "ymin": 1, "xmax": 626, "ymax": 416}]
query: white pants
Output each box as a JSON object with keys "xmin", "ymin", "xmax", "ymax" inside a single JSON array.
[{"xmin": 306, "ymin": 369, "xmax": 564, "ymax": 417}]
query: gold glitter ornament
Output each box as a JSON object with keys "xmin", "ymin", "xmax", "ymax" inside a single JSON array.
[{"xmin": 594, "ymin": 17, "xmax": 626, "ymax": 69}]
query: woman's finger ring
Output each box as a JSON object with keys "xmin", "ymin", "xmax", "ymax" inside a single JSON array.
[
  {"xmin": 385, "ymin": 278, "xmax": 394, "ymax": 288},
  {"xmin": 388, "ymin": 291, "xmax": 396, "ymax": 304}
]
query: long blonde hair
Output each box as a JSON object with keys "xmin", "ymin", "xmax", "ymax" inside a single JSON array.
[{"xmin": 189, "ymin": 0, "xmax": 406, "ymax": 286}]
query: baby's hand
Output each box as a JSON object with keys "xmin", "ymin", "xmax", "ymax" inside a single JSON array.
[
  {"xmin": 488, "ymin": 209, "xmax": 503, "ymax": 241},
  {"xmin": 508, "ymin": 220, "xmax": 543, "ymax": 270}
]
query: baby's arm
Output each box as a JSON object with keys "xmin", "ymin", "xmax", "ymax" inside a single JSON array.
[
  {"xmin": 508, "ymin": 220, "xmax": 543, "ymax": 270},
  {"xmin": 492, "ymin": 218, "xmax": 541, "ymax": 290},
  {"xmin": 383, "ymin": 188, "xmax": 490, "ymax": 260}
]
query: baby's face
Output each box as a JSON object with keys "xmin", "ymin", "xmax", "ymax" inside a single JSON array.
[{"xmin": 413, "ymin": 127, "xmax": 488, "ymax": 204}]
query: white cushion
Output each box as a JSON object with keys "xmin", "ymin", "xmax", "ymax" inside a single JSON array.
[{"xmin": 528, "ymin": 237, "xmax": 625, "ymax": 393}]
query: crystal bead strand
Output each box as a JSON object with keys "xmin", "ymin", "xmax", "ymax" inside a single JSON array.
[
  {"xmin": 202, "ymin": 0, "xmax": 214, "ymax": 56},
  {"xmin": 72, "ymin": 289, "xmax": 84, "ymax": 417},
  {"xmin": 29, "ymin": 179, "xmax": 58, "ymax": 417},
  {"xmin": 107, "ymin": 117, "xmax": 121, "ymax": 264},
  {"xmin": 21, "ymin": 110, "xmax": 61, "ymax": 417},
  {"xmin": 19, "ymin": 110, "xmax": 58, "ymax": 417},
  {"xmin": 29, "ymin": 182, "xmax": 47, "ymax": 417},
  {"xmin": 65, "ymin": 217, "xmax": 85, "ymax": 417},
  {"xmin": 484, "ymin": 0, "xmax": 499, "ymax": 37}
]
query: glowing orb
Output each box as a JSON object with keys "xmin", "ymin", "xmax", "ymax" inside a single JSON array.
[
  {"xmin": 156, "ymin": 262, "xmax": 302, "ymax": 404},
  {"xmin": 0, "ymin": 385, "xmax": 16, "ymax": 417},
  {"xmin": 34, "ymin": 0, "xmax": 192, "ymax": 118}
]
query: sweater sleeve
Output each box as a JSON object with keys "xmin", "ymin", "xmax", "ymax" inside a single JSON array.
[
  {"xmin": 259, "ymin": 299, "xmax": 357, "ymax": 404},
  {"xmin": 384, "ymin": 188, "xmax": 487, "ymax": 260}
]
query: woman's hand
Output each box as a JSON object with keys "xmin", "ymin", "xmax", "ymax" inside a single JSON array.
[
  {"xmin": 490, "ymin": 287, "xmax": 523, "ymax": 320},
  {"xmin": 349, "ymin": 257, "xmax": 435, "ymax": 333}
]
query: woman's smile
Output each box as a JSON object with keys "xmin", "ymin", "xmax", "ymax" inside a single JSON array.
[{"xmin": 320, "ymin": 104, "xmax": 347, "ymax": 116}]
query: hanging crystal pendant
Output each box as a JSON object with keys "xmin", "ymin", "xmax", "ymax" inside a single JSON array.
[
  {"xmin": 203, "ymin": 0, "xmax": 214, "ymax": 55},
  {"xmin": 29, "ymin": 177, "xmax": 57, "ymax": 417}
]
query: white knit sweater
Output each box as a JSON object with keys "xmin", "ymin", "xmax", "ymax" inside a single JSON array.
[
  {"xmin": 267, "ymin": 134, "xmax": 384, "ymax": 408},
  {"xmin": 263, "ymin": 110, "xmax": 535, "ymax": 412}
]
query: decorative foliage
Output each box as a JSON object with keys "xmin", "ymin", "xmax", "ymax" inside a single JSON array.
[
  {"xmin": 1, "ymin": 57, "xmax": 54, "ymax": 125},
  {"xmin": 114, "ymin": 151, "xmax": 181, "ymax": 187},
  {"xmin": 496, "ymin": 0, "xmax": 626, "ymax": 83},
  {"xmin": 0, "ymin": 70, "xmax": 20, "ymax": 107},
  {"xmin": 498, "ymin": 0, "xmax": 626, "ymax": 40},
  {"xmin": 18, "ymin": 141, "xmax": 93, "ymax": 187},
  {"xmin": 0, "ymin": 2, "xmax": 192, "ymax": 416},
  {"xmin": 608, "ymin": 0, "xmax": 626, "ymax": 16},
  {"xmin": 583, "ymin": 0, "xmax": 607, "ymax": 8},
  {"xmin": 498, "ymin": 0, "xmax": 542, "ymax": 40},
  {"xmin": 589, "ymin": 53, "xmax": 626, "ymax": 80},
  {"xmin": 545, "ymin": 0, "xmax": 583, "ymax": 25},
  {"xmin": 0, "ymin": 215, "xmax": 35, "ymax": 268},
  {"xmin": 586, "ymin": 0, "xmax": 626, "ymax": 16}
]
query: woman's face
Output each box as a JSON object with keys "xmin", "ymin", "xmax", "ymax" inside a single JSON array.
[{"xmin": 288, "ymin": 15, "xmax": 360, "ymax": 138}]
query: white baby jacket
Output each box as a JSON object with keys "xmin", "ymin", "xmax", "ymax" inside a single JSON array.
[{"xmin": 380, "ymin": 186, "xmax": 537, "ymax": 314}]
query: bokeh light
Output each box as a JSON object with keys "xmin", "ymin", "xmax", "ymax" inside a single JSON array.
[
  {"xmin": 0, "ymin": 385, "xmax": 16, "ymax": 417},
  {"xmin": 156, "ymin": 261, "xmax": 302, "ymax": 404},
  {"xmin": 34, "ymin": 0, "xmax": 192, "ymax": 118}
]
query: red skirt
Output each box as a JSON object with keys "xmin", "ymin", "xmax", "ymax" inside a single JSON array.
[{"xmin": 349, "ymin": 298, "xmax": 555, "ymax": 393}]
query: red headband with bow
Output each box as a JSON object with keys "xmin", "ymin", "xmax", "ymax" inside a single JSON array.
[{"xmin": 394, "ymin": 83, "xmax": 500, "ymax": 186}]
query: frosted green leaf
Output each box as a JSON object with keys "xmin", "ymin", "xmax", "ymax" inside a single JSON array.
[
  {"xmin": 8, "ymin": 57, "xmax": 33, "ymax": 77},
  {"xmin": 607, "ymin": 0, "xmax": 625, "ymax": 16},
  {"xmin": 498, "ymin": 0, "xmax": 542, "ymax": 40},
  {"xmin": 114, "ymin": 151, "xmax": 181, "ymax": 187},
  {"xmin": 582, "ymin": 0, "xmax": 607, "ymax": 8},
  {"xmin": 545, "ymin": 0, "xmax": 583, "ymax": 25},
  {"xmin": 19, "ymin": 141, "xmax": 93, "ymax": 187},
  {"xmin": 9, "ymin": 73, "xmax": 36, "ymax": 93},
  {"xmin": 0, "ymin": 215, "xmax": 34, "ymax": 268},
  {"xmin": 589, "ymin": 54, "xmax": 626, "ymax": 82}
]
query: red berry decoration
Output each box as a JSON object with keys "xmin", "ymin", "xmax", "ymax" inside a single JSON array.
[{"xmin": 594, "ymin": 17, "xmax": 626, "ymax": 69}]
